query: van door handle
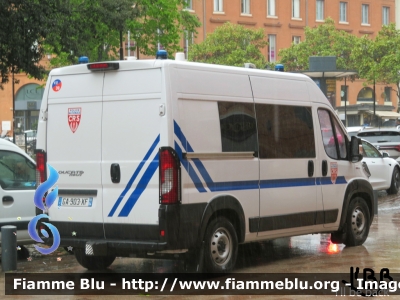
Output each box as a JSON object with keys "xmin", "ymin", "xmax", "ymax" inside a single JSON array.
[
  {"xmin": 308, "ymin": 160, "xmax": 314, "ymax": 177},
  {"xmin": 2, "ymin": 196, "xmax": 13, "ymax": 204},
  {"xmin": 110, "ymin": 164, "xmax": 120, "ymax": 183},
  {"xmin": 322, "ymin": 160, "xmax": 328, "ymax": 176}
]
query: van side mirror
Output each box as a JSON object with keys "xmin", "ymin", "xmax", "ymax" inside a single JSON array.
[
  {"xmin": 382, "ymin": 151, "xmax": 389, "ymax": 158},
  {"xmin": 350, "ymin": 136, "xmax": 363, "ymax": 163}
]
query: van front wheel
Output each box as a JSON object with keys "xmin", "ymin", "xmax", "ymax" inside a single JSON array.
[
  {"xmin": 344, "ymin": 197, "xmax": 370, "ymax": 247},
  {"xmin": 204, "ymin": 217, "xmax": 238, "ymax": 273},
  {"xmin": 74, "ymin": 248, "xmax": 116, "ymax": 270}
]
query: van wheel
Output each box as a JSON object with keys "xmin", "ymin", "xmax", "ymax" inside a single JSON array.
[
  {"xmin": 204, "ymin": 217, "xmax": 238, "ymax": 273},
  {"xmin": 74, "ymin": 248, "xmax": 116, "ymax": 270},
  {"xmin": 387, "ymin": 167, "xmax": 400, "ymax": 195},
  {"xmin": 344, "ymin": 197, "xmax": 370, "ymax": 247}
]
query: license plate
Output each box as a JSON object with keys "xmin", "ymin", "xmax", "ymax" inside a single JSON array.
[{"xmin": 58, "ymin": 197, "xmax": 93, "ymax": 207}]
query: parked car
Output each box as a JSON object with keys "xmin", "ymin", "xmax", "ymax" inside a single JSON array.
[
  {"xmin": 0, "ymin": 138, "xmax": 36, "ymax": 250},
  {"xmin": 357, "ymin": 128, "xmax": 400, "ymax": 162},
  {"xmin": 346, "ymin": 126, "xmax": 372, "ymax": 138},
  {"xmin": 361, "ymin": 139, "xmax": 400, "ymax": 194}
]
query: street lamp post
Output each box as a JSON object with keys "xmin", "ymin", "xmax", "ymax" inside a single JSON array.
[
  {"xmin": 12, "ymin": 67, "xmax": 15, "ymax": 144},
  {"xmin": 119, "ymin": 30, "xmax": 123, "ymax": 60}
]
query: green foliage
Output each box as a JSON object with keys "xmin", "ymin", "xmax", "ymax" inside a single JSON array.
[
  {"xmin": 351, "ymin": 24, "xmax": 400, "ymax": 104},
  {"xmin": 279, "ymin": 18, "xmax": 357, "ymax": 71},
  {"xmin": 0, "ymin": 0, "xmax": 60, "ymax": 88},
  {"xmin": 0, "ymin": 0, "xmax": 200, "ymax": 82},
  {"xmin": 129, "ymin": 0, "xmax": 201, "ymax": 56},
  {"xmin": 44, "ymin": 0, "xmax": 200, "ymax": 68},
  {"xmin": 188, "ymin": 22, "xmax": 267, "ymax": 68}
]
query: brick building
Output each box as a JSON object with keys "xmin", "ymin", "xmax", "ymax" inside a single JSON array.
[
  {"xmin": 184, "ymin": 0, "xmax": 398, "ymax": 126},
  {"xmin": 0, "ymin": 0, "xmax": 397, "ymax": 134}
]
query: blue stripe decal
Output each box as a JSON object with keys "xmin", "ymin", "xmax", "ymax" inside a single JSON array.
[
  {"xmin": 118, "ymin": 152, "xmax": 160, "ymax": 217},
  {"xmin": 260, "ymin": 177, "xmax": 315, "ymax": 189},
  {"xmin": 175, "ymin": 142, "xmax": 207, "ymax": 193},
  {"xmin": 174, "ymin": 121, "xmax": 194, "ymax": 152},
  {"xmin": 191, "ymin": 158, "xmax": 215, "ymax": 189},
  {"xmin": 108, "ymin": 135, "xmax": 160, "ymax": 217},
  {"xmin": 206, "ymin": 180, "xmax": 259, "ymax": 192},
  {"xmin": 318, "ymin": 176, "xmax": 347, "ymax": 185},
  {"xmin": 174, "ymin": 120, "xmax": 347, "ymax": 192}
]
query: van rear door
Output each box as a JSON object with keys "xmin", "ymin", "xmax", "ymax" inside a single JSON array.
[
  {"xmin": 46, "ymin": 73, "xmax": 105, "ymax": 236},
  {"xmin": 101, "ymin": 68, "xmax": 164, "ymax": 240}
]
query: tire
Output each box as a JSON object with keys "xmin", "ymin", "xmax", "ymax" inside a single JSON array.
[
  {"xmin": 387, "ymin": 167, "xmax": 400, "ymax": 195},
  {"xmin": 74, "ymin": 248, "xmax": 116, "ymax": 270},
  {"xmin": 203, "ymin": 217, "xmax": 238, "ymax": 273},
  {"xmin": 344, "ymin": 197, "xmax": 370, "ymax": 247}
]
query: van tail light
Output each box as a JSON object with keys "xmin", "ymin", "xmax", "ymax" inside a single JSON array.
[
  {"xmin": 159, "ymin": 147, "xmax": 181, "ymax": 204},
  {"xmin": 35, "ymin": 150, "xmax": 47, "ymax": 186}
]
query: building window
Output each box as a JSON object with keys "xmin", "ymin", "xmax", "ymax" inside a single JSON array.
[
  {"xmin": 241, "ymin": 0, "xmax": 250, "ymax": 14},
  {"xmin": 362, "ymin": 4, "xmax": 369, "ymax": 24},
  {"xmin": 316, "ymin": 0, "xmax": 324, "ymax": 21},
  {"xmin": 382, "ymin": 7, "xmax": 390, "ymax": 25},
  {"xmin": 339, "ymin": 2, "xmax": 347, "ymax": 22},
  {"xmin": 186, "ymin": 0, "xmax": 193, "ymax": 10},
  {"xmin": 214, "ymin": 0, "xmax": 223, "ymax": 12},
  {"xmin": 293, "ymin": 36, "xmax": 301, "ymax": 44},
  {"xmin": 341, "ymin": 85, "xmax": 348, "ymax": 102},
  {"xmin": 384, "ymin": 87, "xmax": 391, "ymax": 102},
  {"xmin": 268, "ymin": 34, "xmax": 276, "ymax": 62},
  {"xmin": 292, "ymin": 0, "xmax": 300, "ymax": 18},
  {"xmin": 267, "ymin": 0, "xmax": 276, "ymax": 16}
]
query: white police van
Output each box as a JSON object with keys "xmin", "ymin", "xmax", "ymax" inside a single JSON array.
[{"xmin": 36, "ymin": 53, "xmax": 373, "ymax": 272}]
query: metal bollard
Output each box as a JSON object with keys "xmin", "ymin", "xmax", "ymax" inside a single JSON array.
[
  {"xmin": 1, "ymin": 225, "xmax": 17, "ymax": 271},
  {"xmin": 373, "ymin": 190, "xmax": 378, "ymax": 215}
]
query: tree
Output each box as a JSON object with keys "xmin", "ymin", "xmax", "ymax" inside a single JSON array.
[
  {"xmin": 351, "ymin": 24, "xmax": 400, "ymax": 110},
  {"xmin": 1, "ymin": 0, "xmax": 200, "ymax": 88},
  {"xmin": 44, "ymin": 0, "xmax": 201, "ymax": 66},
  {"xmin": 278, "ymin": 18, "xmax": 357, "ymax": 71},
  {"xmin": 0, "ymin": 0, "xmax": 60, "ymax": 88},
  {"xmin": 188, "ymin": 22, "xmax": 268, "ymax": 68}
]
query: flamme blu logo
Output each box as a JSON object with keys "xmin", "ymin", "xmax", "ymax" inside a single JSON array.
[{"xmin": 28, "ymin": 164, "xmax": 61, "ymax": 255}]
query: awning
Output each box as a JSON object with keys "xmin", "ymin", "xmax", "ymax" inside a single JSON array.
[
  {"xmin": 369, "ymin": 111, "xmax": 400, "ymax": 119},
  {"xmin": 299, "ymin": 70, "xmax": 358, "ymax": 78}
]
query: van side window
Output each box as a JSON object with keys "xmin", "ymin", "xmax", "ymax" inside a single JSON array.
[
  {"xmin": 318, "ymin": 109, "xmax": 347, "ymax": 159},
  {"xmin": 255, "ymin": 104, "xmax": 315, "ymax": 159},
  {"xmin": 218, "ymin": 102, "xmax": 258, "ymax": 152},
  {"xmin": 0, "ymin": 151, "xmax": 36, "ymax": 190}
]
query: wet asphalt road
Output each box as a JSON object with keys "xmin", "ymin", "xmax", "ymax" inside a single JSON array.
[{"xmin": 1, "ymin": 190, "xmax": 400, "ymax": 299}]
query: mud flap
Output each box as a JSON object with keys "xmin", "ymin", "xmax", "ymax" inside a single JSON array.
[{"xmin": 184, "ymin": 241, "xmax": 205, "ymax": 273}]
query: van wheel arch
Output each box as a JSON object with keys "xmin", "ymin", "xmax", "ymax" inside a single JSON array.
[
  {"xmin": 331, "ymin": 179, "xmax": 373, "ymax": 243},
  {"xmin": 197, "ymin": 196, "xmax": 245, "ymax": 247}
]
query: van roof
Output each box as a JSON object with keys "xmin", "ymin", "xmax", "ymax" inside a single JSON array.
[{"xmin": 49, "ymin": 59, "xmax": 313, "ymax": 83}]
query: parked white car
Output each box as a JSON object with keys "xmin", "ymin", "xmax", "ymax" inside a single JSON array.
[
  {"xmin": 361, "ymin": 139, "xmax": 400, "ymax": 194},
  {"xmin": 0, "ymin": 138, "xmax": 36, "ymax": 247}
]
